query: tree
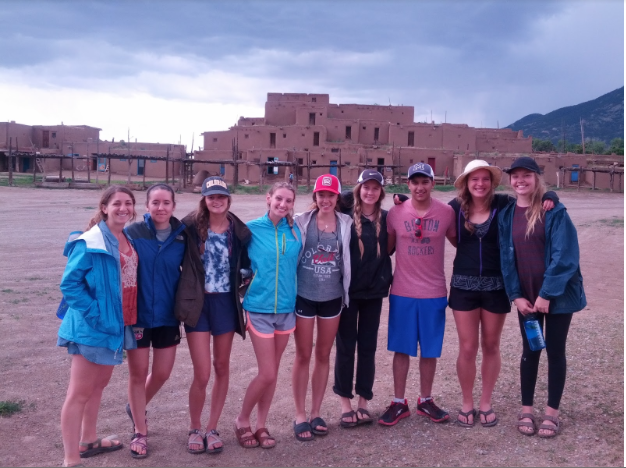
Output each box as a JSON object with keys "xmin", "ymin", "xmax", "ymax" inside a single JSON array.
[
  {"xmin": 608, "ymin": 138, "xmax": 624, "ymax": 155},
  {"xmin": 532, "ymin": 138, "xmax": 556, "ymax": 152}
]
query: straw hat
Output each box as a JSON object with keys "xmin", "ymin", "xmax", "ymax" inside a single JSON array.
[{"xmin": 454, "ymin": 160, "xmax": 502, "ymax": 189}]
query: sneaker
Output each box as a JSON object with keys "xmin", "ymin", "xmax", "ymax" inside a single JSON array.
[
  {"xmin": 416, "ymin": 398, "xmax": 449, "ymax": 423},
  {"xmin": 378, "ymin": 400, "xmax": 410, "ymax": 426}
]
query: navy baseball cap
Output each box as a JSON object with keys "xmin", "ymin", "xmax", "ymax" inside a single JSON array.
[
  {"xmin": 408, "ymin": 162, "xmax": 434, "ymax": 180},
  {"xmin": 504, "ymin": 157, "xmax": 542, "ymax": 175},
  {"xmin": 201, "ymin": 176, "xmax": 230, "ymax": 196},
  {"xmin": 357, "ymin": 169, "xmax": 384, "ymax": 185}
]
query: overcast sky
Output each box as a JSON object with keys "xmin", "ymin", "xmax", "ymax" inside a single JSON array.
[{"xmin": 1, "ymin": 0, "xmax": 623, "ymax": 149}]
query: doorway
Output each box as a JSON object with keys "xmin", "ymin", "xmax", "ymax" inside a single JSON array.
[{"xmin": 137, "ymin": 159, "xmax": 145, "ymax": 176}]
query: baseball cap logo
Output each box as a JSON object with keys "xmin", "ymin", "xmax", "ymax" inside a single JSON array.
[
  {"xmin": 412, "ymin": 163, "xmax": 425, "ymax": 171},
  {"xmin": 206, "ymin": 179, "xmax": 227, "ymax": 189},
  {"xmin": 322, "ymin": 176, "xmax": 332, "ymax": 186}
]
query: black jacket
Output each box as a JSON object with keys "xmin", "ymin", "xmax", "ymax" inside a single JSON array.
[
  {"xmin": 174, "ymin": 211, "xmax": 251, "ymax": 338},
  {"xmin": 340, "ymin": 191, "xmax": 393, "ymax": 300}
]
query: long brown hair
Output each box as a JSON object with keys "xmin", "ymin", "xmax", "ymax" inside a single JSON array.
[
  {"xmin": 194, "ymin": 194, "xmax": 232, "ymax": 242},
  {"xmin": 87, "ymin": 186, "xmax": 136, "ymax": 230},
  {"xmin": 352, "ymin": 182, "xmax": 385, "ymax": 258},
  {"xmin": 455, "ymin": 174, "xmax": 495, "ymax": 235},
  {"xmin": 268, "ymin": 182, "xmax": 298, "ymax": 240},
  {"xmin": 523, "ymin": 173, "xmax": 547, "ymax": 238},
  {"xmin": 308, "ymin": 191, "xmax": 341, "ymax": 212}
]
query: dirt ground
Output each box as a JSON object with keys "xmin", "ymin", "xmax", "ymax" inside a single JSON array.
[{"xmin": 0, "ymin": 186, "xmax": 623, "ymax": 467}]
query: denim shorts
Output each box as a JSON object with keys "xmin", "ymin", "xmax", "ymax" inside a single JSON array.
[
  {"xmin": 184, "ymin": 292, "xmax": 238, "ymax": 336},
  {"xmin": 57, "ymin": 325, "xmax": 136, "ymax": 366}
]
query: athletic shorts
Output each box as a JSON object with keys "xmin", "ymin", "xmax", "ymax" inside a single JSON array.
[
  {"xmin": 134, "ymin": 325, "xmax": 181, "ymax": 349},
  {"xmin": 448, "ymin": 287, "xmax": 511, "ymax": 314},
  {"xmin": 184, "ymin": 292, "xmax": 238, "ymax": 336},
  {"xmin": 246, "ymin": 311, "xmax": 296, "ymax": 338},
  {"xmin": 387, "ymin": 295, "xmax": 447, "ymax": 358},
  {"xmin": 295, "ymin": 295, "xmax": 343, "ymax": 319}
]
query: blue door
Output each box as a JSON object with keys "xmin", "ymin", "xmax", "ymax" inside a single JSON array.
[
  {"xmin": 330, "ymin": 160, "xmax": 338, "ymax": 176},
  {"xmin": 571, "ymin": 164, "xmax": 579, "ymax": 182},
  {"xmin": 137, "ymin": 159, "xmax": 145, "ymax": 175},
  {"xmin": 220, "ymin": 164, "xmax": 225, "ymax": 176}
]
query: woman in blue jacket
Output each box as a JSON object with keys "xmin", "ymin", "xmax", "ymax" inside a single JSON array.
[
  {"xmin": 499, "ymin": 157, "xmax": 586, "ymax": 438},
  {"xmin": 123, "ymin": 184, "xmax": 186, "ymax": 458},
  {"xmin": 58, "ymin": 186, "xmax": 138, "ymax": 467},
  {"xmin": 234, "ymin": 182, "xmax": 301, "ymax": 449}
]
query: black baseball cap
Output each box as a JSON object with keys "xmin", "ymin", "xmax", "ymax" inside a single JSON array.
[
  {"xmin": 201, "ymin": 176, "xmax": 231, "ymax": 196},
  {"xmin": 357, "ymin": 169, "xmax": 384, "ymax": 185},
  {"xmin": 504, "ymin": 157, "xmax": 542, "ymax": 175}
]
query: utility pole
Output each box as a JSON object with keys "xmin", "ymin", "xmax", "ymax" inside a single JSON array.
[{"xmin": 580, "ymin": 118, "xmax": 585, "ymax": 154}]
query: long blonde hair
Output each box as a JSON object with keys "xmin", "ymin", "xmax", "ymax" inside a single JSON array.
[
  {"xmin": 455, "ymin": 176, "xmax": 495, "ymax": 235},
  {"xmin": 87, "ymin": 186, "xmax": 136, "ymax": 230},
  {"xmin": 268, "ymin": 182, "xmax": 298, "ymax": 240},
  {"xmin": 523, "ymin": 173, "xmax": 547, "ymax": 238},
  {"xmin": 352, "ymin": 182, "xmax": 385, "ymax": 258}
]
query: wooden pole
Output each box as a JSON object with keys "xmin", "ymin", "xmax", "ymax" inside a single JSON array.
[
  {"xmin": 95, "ymin": 140, "xmax": 100, "ymax": 185},
  {"xmin": 592, "ymin": 170, "xmax": 596, "ymax": 190},
  {"xmin": 33, "ymin": 154, "xmax": 37, "ymax": 183},
  {"xmin": 259, "ymin": 161, "xmax": 264, "ymax": 190},
  {"xmin": 338, "ymin": 148, "xmax": 343, "ymax": 185},
  {"xmin": 577, "ymin": 167, "xmax": 581, "ymax": 191},
  {"xmin": 59, "ymin": 155, "xmax": 63, "ymax": 183},
  {"xmin": 71, "ymin": 153, "xmax": 75, "ymax": 182},
  {"xmin": 107, "ymin": 157, "xmax": 112, "ymax": 186},
  {"xmin": 306, "ymin": 151, "xmax": 311, "ymax": 191},
  {"xmin": 87, "ymin": 156, "xmax": 91, "ymax": 183},
  {"xmin": 8, "ymin": 137, "xmax": 13, "ymax": 186},
  {"xmin": 143, "ymin": 158, "xmax": 147, "ymax": 188},
  {"xmin": 165, "ymin": 146, "xmax": 170, "ymax": 184}
]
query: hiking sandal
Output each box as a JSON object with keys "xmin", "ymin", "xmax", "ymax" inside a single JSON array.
[
  {"xmin": 130, "ymin": 433, "xmax": 148, "ymax": 459},
  {"xmin": 517, "ymin": 412, "xmax": 536, "ymax": 436},
  {"xmin": 538, "ymin": 414, "xmax": 561, "ymax": 438},
  {"xmin": 206, "ymin": 429, "xmax": 223, "ymax": 454},
  {"xmin": 187, "ymin": 429, "xmax": 206, "ymax": 454}
]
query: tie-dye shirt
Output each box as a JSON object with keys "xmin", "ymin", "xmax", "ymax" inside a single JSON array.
[{"xmin": 203, "ymin": 229, "xmax": 231, "ymax": 293}]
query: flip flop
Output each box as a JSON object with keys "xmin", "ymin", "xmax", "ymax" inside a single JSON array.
[
  {"xmin": 356, "ymin": 408, "xmax": 374, "ymax": 426},
  {"xmin": 340, "ymin": 410, "xmax": 358, "ymax": 428},
  {"xmin": 456, "ymin": 408, "xmax": 476, "ymax": 428},
  {"xmin": 79, "ymin": 435, "xmax": 123, "ymax": 458},
  {"xmin": 309, "ymin": 417, "xmax": 329, "ymax": 435},
  {"xmin": 479, "ymin": 408, "xmax": 498, "ymax": 427},
  {"xmin": 293, "ymin": 421, "xmax": 314, "ymax": 442}
]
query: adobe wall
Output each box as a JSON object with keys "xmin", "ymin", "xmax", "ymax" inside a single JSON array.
[
  {"xmin": 267, "ymin": 93, "xmax": 330, "ymax": 104},
  {"xmin": 32, "ymin": 125, "xmax": 100, "ymax": 150},
  {"xmin": 327, "ymin": 104, "xmax": 413, "ymax": 124},
  {"xmin": 324, "ymin": 118, "xmax": 360, "ymax": 143},
  {"xmin": 1, "ymin": 122, "xmax": 34, "ymax": 150}
]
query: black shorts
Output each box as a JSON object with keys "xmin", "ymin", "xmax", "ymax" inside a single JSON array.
[
  {"xmin": 295, "ymin": 295, "xmax": 343, "ymax": 319},
  {"xmin": 134, "ymin": 325, "xmax": 181, "ymax": 349},
  {"xmin": 448, "ymin": 287, "xmax": 511, "ymax": 314}
]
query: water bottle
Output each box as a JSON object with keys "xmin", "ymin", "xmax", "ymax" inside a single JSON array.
[{"xmin": 523, "ymin": 314, "xmax": 546, "ymax": 351}]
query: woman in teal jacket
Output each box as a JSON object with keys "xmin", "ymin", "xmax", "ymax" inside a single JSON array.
[
  {"xmin": 498, "ymin": 157, "xmax": 586, "ymax": 439},
  {"xmin": 58, "ymin": 186, "xmax": 138, "ymax": 467},
  {"xmin": 234, "ymin": 182, "xmax": 302, "ymax": 449}
]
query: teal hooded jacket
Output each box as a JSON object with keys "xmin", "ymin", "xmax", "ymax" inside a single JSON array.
[
  {"xmin": 242, "ymin": 213, "xmax": 302, "ymax": 314},
  {"xmin": 499, "ymin": 202, "xmax": 586, "ymax": 314},
  {"xmin": 58, "ymin": 221, "xmax": 130, "ymax": 354}
]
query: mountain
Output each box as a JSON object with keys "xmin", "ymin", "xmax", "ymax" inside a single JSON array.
[{"xmin": 505, "ymin": 87, "xmax": 624, "ymax": 146}]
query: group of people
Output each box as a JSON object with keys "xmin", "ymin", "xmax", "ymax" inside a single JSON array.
[{"xmin": 56, "ymin": 157, "xmax": 586, "ymax": 467}]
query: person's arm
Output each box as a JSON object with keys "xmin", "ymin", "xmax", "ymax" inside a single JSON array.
[
  {"xmin": 392, "ymin": 194, "xmax": 409, "ymax": 205},
  {"xmin": 541, "ymin": 191, "xmax": 559, "ymax": 211},
  {"xmin": 446, "ymin": 205, "xmax": 457, "ymax": 248},
  {"xmin": 538, "ymin": 209, "xmax": 580, "ymax": 302},
  {"xmin": 387, "ymin": 208, "xmax": 397, "ymax": 255},
  {"xmin": 498, "ymin": 210, "xmax": 525, "ymax": 307},
  {"xmin": 59, "ymin": 242, "xmax": 107, "ymax": 331}
]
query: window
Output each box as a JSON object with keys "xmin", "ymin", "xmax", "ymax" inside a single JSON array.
[
  {"xmin": 51, "ymin": 132, "xmax": 57, "ymax": 138},
  {"xmin": 345, "ymin": 126, "xmax": 352, "ymax": 140},
  {"xmin": 374, "ymin": 128, "xmax": 380, "ymax": 141},
  {"xmin": 213, "ymin": 138, "xmax": 217, "ymax": 142},
  {"xmin": 408, "ymin": 131, "xmax": 414, "ymax": 147},
  {"xmin": 362, "ymin": 126, "xmax": 366, "ymax": 130},
  {"xmin": 312, "ymin": 160, "xmax": 317, "ymax": 164},
  {"xmin": 313, "ymin": 132, "xmax": 320, "ymax": 146},
  {"xmin": 297, "ymin": 158, "xmax": 304, "ymax": 176},
  {"xmin": 409, "ymin": 159, "xmax": 414, "ymax": 164},
  {"xmin": 312, "ymin": 97, "xmax": 317, "ymax": 102},
  {"xmin": 270, "ymin": 133, "xmax": 276, "ymax": 148},
  {"xmin": 283, "ymin": 133, "xmax": 287, "ymax": 138},
  {"xmin": 309, "ymin": 113, "xmax": 316, "ymax": 125},
  {"xmin": 331, "ymin": 148, "xmax": 339, "ymax": 153},
  {"xmin": 244, "ymin": 134, "xmax": 249, "ymax": 139}
]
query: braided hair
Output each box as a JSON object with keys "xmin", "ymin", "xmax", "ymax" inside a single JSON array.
[
  {"xmin": 352, "ymin": 182, "xmax": 385, "ymax": 259},
  {"xmin": 456, "ymin": 176, "xmax": 495, "ymax": 235}
]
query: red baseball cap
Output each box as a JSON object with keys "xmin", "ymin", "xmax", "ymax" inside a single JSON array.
[{"xmin": 313, "ymin": 174, "xmax": 341, "ymax": 194}]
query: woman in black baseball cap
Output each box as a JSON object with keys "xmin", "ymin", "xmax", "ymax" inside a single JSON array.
[{"xmin": 333, "ymin": 169, "xmax": 392, "ymax": 427}]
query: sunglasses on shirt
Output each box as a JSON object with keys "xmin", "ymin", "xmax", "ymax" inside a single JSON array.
[{"xmin": 414, "ymin": 217, "xmax": 423, "ymax": 239}]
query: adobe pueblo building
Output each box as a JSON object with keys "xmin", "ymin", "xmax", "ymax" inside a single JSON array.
[{"xmin": 196, "ymin": 92, "xmax": 622, "ymax": 190}]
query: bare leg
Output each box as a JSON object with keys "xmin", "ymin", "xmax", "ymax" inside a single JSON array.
[
  {"xmin": 453, "ymin": 309, "xmax": 480, "ymax": 423},
  {"xmin": 186, "ymin": 332, "xmax": 211, "ymax": 452},
  {"xmin": 309, "ymin": 315, "xmax": 341, "ymax": 432},
  {"xmin": 419, "ymin": 357, "xmax": 437, "ymax": 397},
  {"xmin": 60, "ymin": 355, "xmax": 114, "ymax": 466},
  {"xmin": 206, "ymin": 331, "xmax": 235, "ymax": 451},
  {"xmin": 127, "ymin": 347, "xmax": 150, "ymax": 455},
  {"xmin": 292, "ymin": 316, "xmax": 314, "ymax": 438},
  {"xmin": 255, "ymin": 333, "xmax": 290, "ymax": 430},
  {"xmin": 392, "ymin": 352, "xmax": 410, "ymax": 399},
  {"xmin": 145, "ymin": 346, "xmax": 177, "ymax": 403},
  {"xmin": 478, "ymin": 309, "xmax": 506, "ymax": 424}
]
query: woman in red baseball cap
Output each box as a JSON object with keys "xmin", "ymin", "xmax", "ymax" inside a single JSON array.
[{"xmin": 291, "ymin": 174, "xmax": 353, "ymax": 441}]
